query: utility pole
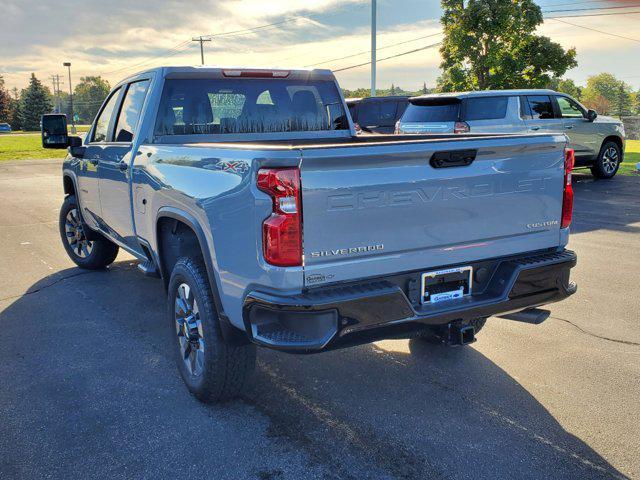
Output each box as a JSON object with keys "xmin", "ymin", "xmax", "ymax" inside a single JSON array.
[
  {"xmin": 63, "ymin": 62, "xmax": 75, "ymax": 133},
  {"xmin": 192, "ymin": 36, "xmax": 212, "ymax": 65},
  {"xmin": 49, "ymin": 74, "xmax": 63, "ymax": 113},
  {"xmin": 371, "ymin": 0, "xmax": 377, "ymax": 97}
]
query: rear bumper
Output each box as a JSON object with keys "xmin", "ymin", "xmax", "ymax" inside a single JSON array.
[{"xmin": 243, "ymin": 249, "xmax": 577, "ymax": 353}]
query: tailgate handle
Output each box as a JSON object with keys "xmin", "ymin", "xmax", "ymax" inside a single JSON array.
[{"xmin": 430, "ymin": 149, "xmax": 476, "ymax": 168}]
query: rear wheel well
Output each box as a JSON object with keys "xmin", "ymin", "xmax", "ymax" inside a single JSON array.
[
  {"xmin": 155, "ymin": 215, "xmax": 249, "ymax": 346},
  {"xmin": 63, "ymin": 175, "xmax": 75, "ymax": 196},
  {"xmin": 157, "ymin": 217, "xmax": 204, "ymax": 287}
]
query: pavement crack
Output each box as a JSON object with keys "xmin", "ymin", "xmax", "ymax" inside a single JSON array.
[
  {"xmin": 0, "ymin": 271, "xmax": 96, "ymax": 302},
  {"xmin": 550, "ymin": 316, "xmax": 640, "ymax": 347}
]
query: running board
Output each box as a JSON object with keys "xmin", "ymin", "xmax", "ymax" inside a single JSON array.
[
  {"xmin": 497, "ymin": 308, "xmax": 550, "ymax": 324},
  {"xmin": 137, "ymin": 260, "xmax": 160, "ymax": 278}
]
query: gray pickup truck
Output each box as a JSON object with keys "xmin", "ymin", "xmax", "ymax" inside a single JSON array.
[{"xmin": 42, "ymin": 67, "xmax": 577, "ymax": 402}]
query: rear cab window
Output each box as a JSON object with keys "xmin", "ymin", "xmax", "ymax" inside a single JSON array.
[
  {"xmin": 154, "ymin": 77, "xmax": 349, "ymax": 137},
  {"xmin": 402, "ymin": 98, "xmax": 460, "ymax": 123},
  {"xmin": 462, "ymin": 96, "xmax": 508, "ymax": 121}
]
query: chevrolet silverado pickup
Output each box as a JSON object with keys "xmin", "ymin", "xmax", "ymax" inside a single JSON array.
[{"xmin": 42, "ymin": 67, "xmax": 577, "ymax": 403}]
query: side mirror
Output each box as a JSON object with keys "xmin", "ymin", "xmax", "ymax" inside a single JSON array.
[
  {"xmin": 587, "ymin": 109, "xmax": 598, "ymax": 122},
  {"xmin": 68, "ymin": 136, "xmax": 85, "ymax": 159},
  {"xmin": 41, "ymin": 114, "xmax": 69, "ymax": 148}
]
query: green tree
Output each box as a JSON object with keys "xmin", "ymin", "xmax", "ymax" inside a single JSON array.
[
  {"xmin": 0, "ymin": 75, "xmax": 12, "ymax": 123},
  {"xmin": 581, "ymin": 73, "xmax": 633, "ymax": 116},
  {"xmin": 421, "ymin": 82, "xmax": 429, "ymax": 95},
  {"xmin": 8, "ymin": 87, "xmax": 21, "ymax": 130},
  {"xmin": 631, "ymin": 92, "xmax": 640, "ymax": 115},
  {"xmin": 547, "ymin": 77, "xmax": 582, "ymax": 99},
  {"xmin": 18, "ymin": 73, "xmax": 53, "ymax": 131},
  {"xmin": 437, "ymin": 0, "xmax": 577, "ymax": 92},
  {"xmin": 73, "ymin": 76, "xmax": 110, "ymax": 124}
]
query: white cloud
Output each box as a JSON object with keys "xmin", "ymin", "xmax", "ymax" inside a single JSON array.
[{"xmin": 1, "ymin": 1, "xmax": 639, "ymax": 93}]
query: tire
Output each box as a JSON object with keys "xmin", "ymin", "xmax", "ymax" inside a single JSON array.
[
  {"xmin": 168, "ymin": 257, "xmax": 256, "ymax": 403},
  {"xmin": 59, "ymin": 195, "xmax": 119, "ymax": 269},
  {"xmin": 591, "ymin": 141, "xmax": 621, "ymax": 179}
]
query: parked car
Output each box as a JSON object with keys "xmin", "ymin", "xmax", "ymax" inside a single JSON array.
[
  {"xmin": 397, "ymin": 89, "xmax": 625, "ymax": 178},
  {"xmin": 346, "ymin": 95, "xmax": 409, "ymax": 134},
  {"xmin": 42, "ymin": 67, "xmax": 577, "ymax": 403},
  {"xmin": 0, "ymin": 123, "xmax": 11, "ymax": 133}
]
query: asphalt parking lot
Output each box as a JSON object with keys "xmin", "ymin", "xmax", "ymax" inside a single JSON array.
[{"xmin": 0, "ymin": 159, "xmax": 638, "ymax": 480}]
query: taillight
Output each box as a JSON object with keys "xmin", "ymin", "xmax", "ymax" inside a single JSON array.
[
  {"xmin": 257, "ymin": 168, "xmax": 302, "ymax": 266},
  {"xmin": 454, "ymin": 121, "xmax": 470, "ymax": 134},
  {"xmin": 561, "ymin": 148, "xmax": 575, "ymax": 229}
]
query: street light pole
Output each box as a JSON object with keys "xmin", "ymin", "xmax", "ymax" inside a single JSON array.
[
  {"xmin": 371, "ymin": 0, "xmax": 377, "ymax": 97},
  {"xmin": 63, "ymin": 62, "xmax": 76, "ymax": 133}
]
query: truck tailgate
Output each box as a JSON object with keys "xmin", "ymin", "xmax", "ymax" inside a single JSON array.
[{"xmin": 299, "ymin": 134, "xmax": 567, "ymax": 286}]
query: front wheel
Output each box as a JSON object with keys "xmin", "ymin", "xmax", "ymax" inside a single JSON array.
[
  {"xmin": 59, "ymin": 195, "xmax": 119, "ymax": 269},
  {"xmin": 591, "ymin": 141, "xmax": 621, "ymax": 179},
  {"xmin": 168, "ymin": 257, "xmax": 256, "ymax": 403}
]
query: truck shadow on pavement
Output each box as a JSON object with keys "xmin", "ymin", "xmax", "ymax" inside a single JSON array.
[
  {"xmin": 0, "ymin": 262, "xmax": 629, "ymax": 480},
  {"xmin": 571, "ymin": 173, "xmax": 640, "ymax": 235}
]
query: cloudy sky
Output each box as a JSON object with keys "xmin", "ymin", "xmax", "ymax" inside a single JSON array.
[{"xmin": 1, "ymin": 0, "xmax": 639, "ymax": 93}]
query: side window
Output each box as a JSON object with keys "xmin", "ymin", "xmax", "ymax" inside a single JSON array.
[
  {"xmin": 526, "ymin": 95, "xmax": 554, "ymax": 120},
  {"xmin": 464, "ymin": 97, "xmax": 508, "ymax": 121},
  {"xmin": 92, "ymin": 88, "xmax": 121, "ymax": 142},
  {"xmin": 379, "ymin": 101, "xmax": 398, "ymax": 126},
  {"xmin": 114, "ymin": 80, "xmax": 150, "ymax": 142},
  {"xmin": 557, "ymin": 96, "xmax": 584, "ymax": 119}
]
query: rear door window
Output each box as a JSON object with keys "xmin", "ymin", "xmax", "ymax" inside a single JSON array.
[
  {"xmin": 114, "ymin": 80, "xmax": 150, "ymax": 142},
  {"xmin": 526, "ymin": 96, "xmax": 555, "ymax": 120},
  {"xmin": 402, "ymin": 101, "xmax": 460, "ymax": 122},
  {"xmin": 463, "ymin": 96, "xmax": 508, "ymax": 121}
]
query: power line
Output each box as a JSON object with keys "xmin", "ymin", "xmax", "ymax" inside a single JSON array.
[
  {"xmin": 202, "ymin": 17, "xmax": 303, "ymax": 38},
  {"xmin": 101, "ymin": 39, "xmax": 192, "ymax": 75},
  {"xmin": 545, "ymin": 10, "xmax": 640, "ymax": 18},
  {"xmin": 99, "ymin": 11, "xmax": 345, "ymax": 76},
  {"xmin": 198, "ymin": 8, "xmax": 355, "ymax": 40},
  {"xmin": 333, "ymin": 42, "xmax": 442, "ymax": 73},
  {"xmin": 305, "ymin": 31, "xmax": 443, "ymax": 68},
  {"xmin": 539, "ymin": 0, "xmax": 620, "ymax": 7},
  {"xmin": 542, "ymin": 4, "xmax": 640, "ymax": 13},
  {"xmin": 548, "ymin": 17, "xmax": 640, "ymax": 43}
]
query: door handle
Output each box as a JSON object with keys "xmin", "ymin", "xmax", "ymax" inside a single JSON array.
[
  {"xmin": 117, "ymin": 161, "xmax": 128, "ymax": 171},
  {"xmin": 564, "ymin": 125, "xmax": 574, "ymax": 129},
  {"xmin": 530, "ymin": 126, "xmax": 540, "ymax": 131},
  {"xmin": 430, "ymin": 149, "xmax": 477, "ymax": 168}
]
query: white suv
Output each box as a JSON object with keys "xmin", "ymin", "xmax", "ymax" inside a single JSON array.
[{"xmin": 397, "ymin": 89, "xmax": 626, "ymax": 178}]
